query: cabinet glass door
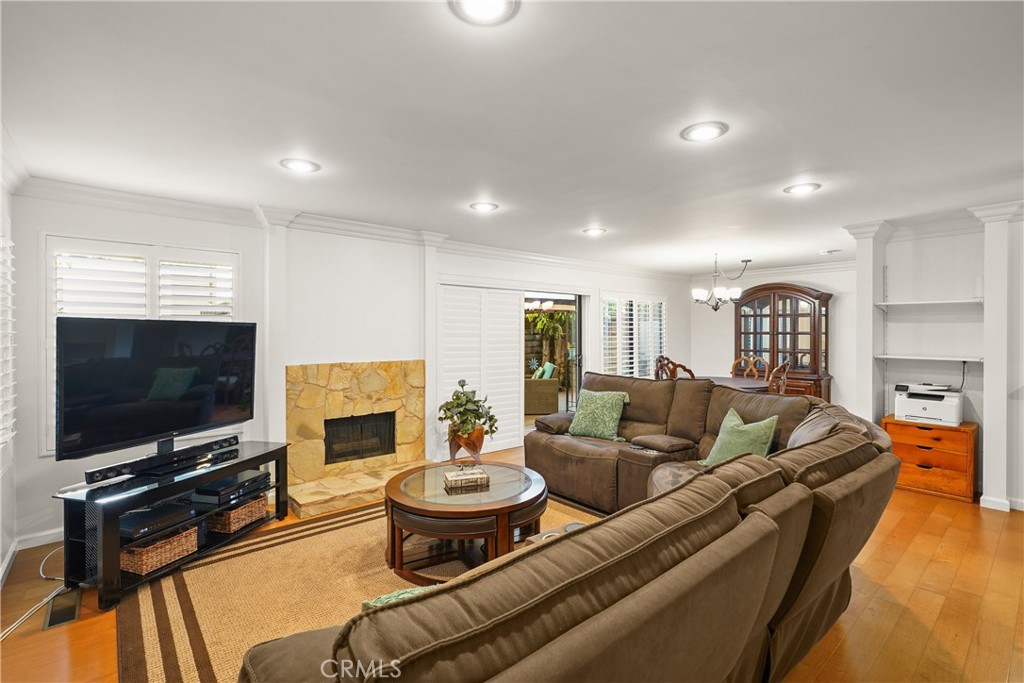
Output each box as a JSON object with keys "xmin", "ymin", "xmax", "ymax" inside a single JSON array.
[{"xmin": 739, "ymin": 296, "xmax": 771, "ymax": 367}]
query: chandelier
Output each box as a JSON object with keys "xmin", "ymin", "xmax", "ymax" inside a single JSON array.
[{"xmin": 691, "ymin": 254, "xmax": 752, "ymax": 311}]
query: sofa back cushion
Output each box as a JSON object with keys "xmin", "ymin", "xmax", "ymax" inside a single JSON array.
[
  {"xmin": 666, "ymin": 379, "xmax": 714, "ymax": 442},
  {"xmin": 582, "ymin": 372, "xmax": 674, "ymax": 439},
  {"xmin": 769, "ymin": 431, "xmax": 882, "ymax": 489},
  {"xmin": 704, "ymin": 386, "xmax": 812, "ymax": 453},
  {"xmin": 487, "ymin": 513, "xmax": 780, "ymax": 683},
  {"xmin": 334, "ymin": 475, "xmax": 746, "ymax": 682},
  {"xmin": 702, "ymin": 453, "xmax": 787, "ymax": 510},
  {"xmin": 788, "ymin": 402, "xmax": 893, "ymax": 452}
]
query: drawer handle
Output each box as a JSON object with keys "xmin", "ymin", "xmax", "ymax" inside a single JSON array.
[
  {"xmin": 915, "ymin": 426, "xmax": 934, "ymax": 431},
  {"xmin": 916, "ymin": 446, "xmax": 934, "ymax": 451},
  {"xmin": 915, "ymin": 464, "xmax": 934, "ymax": 470}
]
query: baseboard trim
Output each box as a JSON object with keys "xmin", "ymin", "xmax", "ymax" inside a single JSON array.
[
  {"xmin": 0, "ymin": 540, "xmax": 17, "ymax": 587},
  {"xmin": 16, "ymin": 527, "xmax": 64, "ymax": 550},
  {"xmin": 1009, "ymin": 496, "xmax": 1023, "ymax": 512},
  {"xmin": 979, "ymin": 495, "xmax": 1011, "ymax": 512}
]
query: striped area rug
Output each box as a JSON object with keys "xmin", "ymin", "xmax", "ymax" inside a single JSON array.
[{"xmin": 117, "ymin": 500, "xmax": 596, "ymax": 683}]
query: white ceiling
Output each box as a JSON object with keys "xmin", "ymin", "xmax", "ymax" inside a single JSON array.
[{"xmin": 3, "ymin": 2, "xmax": 1022, "ymax": 274}]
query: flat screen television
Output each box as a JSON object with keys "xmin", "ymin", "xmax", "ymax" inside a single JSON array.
[{"xmin": 56, "ymin": 317, "xmax": 256, "ymax": 461}]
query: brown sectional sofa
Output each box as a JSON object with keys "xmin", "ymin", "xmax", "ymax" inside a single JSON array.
[{"xmin": 240, "ymin": 373, "xmax": 899, "ymax": 683}]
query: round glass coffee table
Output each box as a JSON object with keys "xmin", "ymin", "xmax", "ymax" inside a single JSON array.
[{"xmin": 384, "ymin": 461, "xmax": 547, "ymax": 585}]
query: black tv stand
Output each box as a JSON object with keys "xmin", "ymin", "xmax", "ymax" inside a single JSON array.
[{"xmin": 55, "ymin": 441, "xmax": 288, "ymax": 609}]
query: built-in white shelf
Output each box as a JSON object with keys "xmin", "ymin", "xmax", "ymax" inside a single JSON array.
[
  {"xmin": 875, "ymin": 354, "xmax": 983, "ymax": 363},
  {"xmin": 874, "ymin": 298, "xmax": 983, "ymax": 309}
]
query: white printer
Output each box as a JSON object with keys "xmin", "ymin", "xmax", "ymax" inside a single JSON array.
[{"xmin": 894, "ymin": 383, "xmax": 963, "ymax": 426}]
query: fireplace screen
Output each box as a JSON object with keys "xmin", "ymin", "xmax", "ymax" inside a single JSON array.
[{"xmin": 323, "ymin": 412, "xmax": 396, "ymax": 464}]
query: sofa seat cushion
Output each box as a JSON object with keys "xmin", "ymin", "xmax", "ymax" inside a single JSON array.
[
  {"xmin": 631, "ymin": 434, "xmax": 695, "ymax": 453},
  {"xmin": 333, "ymin": 476, "xmax": 743, "ymax": 682},
  {"xmin": 568, "ymin": 389, "xmax": 630, "ymax": 440},
  {"xmin": 648, "ymin": 461, "xmax": 702, "ymax": 497},
  {"xmin": 769, "ymin": 431, "xmax": 881, "ymax": 489},
  {"xmin": 705, "ymin": 386, "xmax": 812, "ymax": 452},
  {"xmin": 523, "ymin": 431, "xmax": 621, "ymax": 512}
]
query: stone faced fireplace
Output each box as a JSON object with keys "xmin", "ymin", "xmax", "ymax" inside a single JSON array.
[{"xmin": 285, "ymin": 360, "xmax": 426, "ymax": 517}]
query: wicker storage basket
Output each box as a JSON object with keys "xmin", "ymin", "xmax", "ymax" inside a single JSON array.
[
  {"xmin": 121, "ymin": 526, "xmax": 198, "ymax": 575},
  {"xmin": 207, "ymin": 494, "xmax": 267, "ymax": 534}
]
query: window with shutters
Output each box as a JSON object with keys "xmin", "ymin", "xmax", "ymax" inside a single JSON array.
[
  {"xmin": 601, "ymin": 296, "xmax": 666, "ymax": 379},
  {"xmin": 44, "ymin": 237, "xmax": 239, "ymax": 452},
  {"xmin": 0, "ymin": 226, "xmax": 15, "ymax": 450}
]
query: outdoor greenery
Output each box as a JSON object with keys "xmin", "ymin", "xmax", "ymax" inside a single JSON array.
[
  {"xmin": 526, "ymin": 310, "xmax": 576, "ymax": 389},
  {"xmin": 437, "ymin": 379, "xmax": 499, "ymax": 437}
]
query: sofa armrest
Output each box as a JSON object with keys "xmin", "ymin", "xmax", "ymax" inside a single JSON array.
[
  {"xmin": 630, "ymin": 434, "xmax": 696, "ymax": 453},
  {"xmin": 616, "ymin": 445, "xmax": 697, "ymax": 510},
  {"xmin": 534, "ymin": 411, "xmax": 574, "ymax": 435}
]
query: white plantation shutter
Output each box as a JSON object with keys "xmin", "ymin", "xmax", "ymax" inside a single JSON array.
[
  {"xmin": 601, "ymin": 296, "xmax": 666, "ymax": 378},
  {"xmin": 159, "ymin": 260, "xmax": 233, "ymax": 320},
  {"xmin": 55, "ymin": 253, "xmax": 147, "ymax": 318},
  {"xmin": 438, "ymin": 285, "xmax": 523, "ymax": 455},
  {"xmin": 0, "ymin": 231, "xmax": 15, "ymax": 448}
]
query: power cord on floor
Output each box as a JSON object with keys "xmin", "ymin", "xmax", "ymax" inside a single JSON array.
[
  {"xmin": 0, "ymin": 584, "xmax": 69, "ymax": 641},
  {"xmin": 0, "ymin": 546, "xmax": 69, "ymax": 642},
  {"xmin": 38, "ymin": 546, "xmax": 64, "ymax": 581}
]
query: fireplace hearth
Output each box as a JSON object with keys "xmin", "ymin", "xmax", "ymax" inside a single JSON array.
[{"xmin": 324, "ymin": 413, "xmax": 396, "ymax": 464}]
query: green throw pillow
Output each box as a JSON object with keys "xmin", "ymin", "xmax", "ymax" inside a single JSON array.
[
  {"xmin": 699, "ymin": 407, "xmax": 778, "ymax": 467},
  {"xmin": 541, "ymin": 362, "xmax": 556, "ymax": 379},
  {"xmin": 567, "ymin": 389, "xmax": 630, "ymax": 441},
  {"xmin": 531, "ymin": 366, "xmax": 545, "ymax": 379},
  {"xmin": 361, "ymin": 585, "xmax": 434, "ymax": 612},
  {"xmin": 147, "ymin": 367, "xmax": 199, "ymax": 401}
]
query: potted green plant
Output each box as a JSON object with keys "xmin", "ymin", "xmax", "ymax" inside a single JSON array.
[{"xmin": 438, "ymin": 379, "xmax": 499, "ymax": 465}]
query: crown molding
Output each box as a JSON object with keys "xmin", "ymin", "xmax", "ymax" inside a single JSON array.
[
  {"xmin": 967, "ymin": 200, "xmax": 1024, "ymax": 223},
  {"xmin": 285, "ymin": 211, "xmax": 445, "ymax": 247},
  {"xmin": 1, "ymin": 126, "xmax": 28, "ymax": 196},
  {"xmin": 888, "ymin": 217, "xmax": 984, "ymax": 243},
  {"xmin": 687, "ymin": 259, "xmax": 857, "ymax": 284},
  {"xmin": 254, "ymin": 205, "xmax": 301, "ymax": 229},
  {"xmin": 843, "ymin": 220, "xmax": 893, "ymax": 242},
  {"xmin": 15, "ymin": 177, "xmax": 265, "ymax": 228},
  {"xmin": 437, "ymin": 239, "xmax": 688, "ymax": 283}
]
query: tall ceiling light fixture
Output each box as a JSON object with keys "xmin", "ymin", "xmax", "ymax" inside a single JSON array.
[
  {"xmin": 449, "ymin": 0, "xmax": 520, "ymax": 25},
  {"xmin": 691, "ymin": 254, "xmax": 752, "ymax": 311}
]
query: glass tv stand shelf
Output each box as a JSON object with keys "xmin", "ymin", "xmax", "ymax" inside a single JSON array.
[{"xmin": 54, "ymin": 441, "xmax": 288, "ymax": 609}]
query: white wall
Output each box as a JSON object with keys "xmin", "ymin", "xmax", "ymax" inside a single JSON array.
[
  {"xmin": 0, "ymin": 182, "xmax": 16, "ymax": 581},
  {"xmin": 1010, "ymin": 218, "xmax": 1023, "ymax": 509},
  {"xmin": 11, "ymin": 191, "xmax": 269, "ymax": 543},
  {"xmin": 688, "ymin": 263, "xmax": 857, "ymax": 410}
]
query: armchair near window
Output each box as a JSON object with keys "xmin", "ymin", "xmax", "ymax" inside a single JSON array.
[{"xmin": 525, "ymin": 368, "xmax": 560, "ymax": 415}]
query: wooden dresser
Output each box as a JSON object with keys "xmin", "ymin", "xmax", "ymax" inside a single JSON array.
[{"xmin": 881, "ymin": 414, "xmax": 977, "ymax": 503}]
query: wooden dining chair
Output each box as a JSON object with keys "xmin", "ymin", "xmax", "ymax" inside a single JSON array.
[
  {"xmin": 654, "ymin": 355, "xmax": 696, "ymax": 380},
  {"xmin": 767, "ymin": 361, "xmax": 790, "ymax": 394},
  {"xmin": 731, "ymin": 354, "xmax": 767, "ymax": 380}
]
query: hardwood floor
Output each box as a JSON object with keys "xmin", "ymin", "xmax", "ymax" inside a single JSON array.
[{"xmin": 2, "ymin": 447, "xmax": 1021, "ymax": 682}]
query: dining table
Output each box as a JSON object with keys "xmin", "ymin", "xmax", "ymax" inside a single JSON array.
[{"xmin": 696, "ymin": 376, "xmax": 770, "ymax": 393}]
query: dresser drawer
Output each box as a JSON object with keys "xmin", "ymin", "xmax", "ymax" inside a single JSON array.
[
  {"xmin": 892, "ymin": 443, "xmax": 969, "ymax": 473},
  {"xmin": 885, "ymin": 422, "xmax": 969, "ymax": 453},
  {"xmin": 897, "ymin": 463, "xmax": 972, "ymax": 500}
]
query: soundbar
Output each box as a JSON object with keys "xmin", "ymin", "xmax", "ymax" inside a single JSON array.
[{"xmin": 84, "ymin": 435, "xmax": 240, "ymax": 484}]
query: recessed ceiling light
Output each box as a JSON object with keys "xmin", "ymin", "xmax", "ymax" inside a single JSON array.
[
  {"xmin": 819, "ymin": 249, "xmax": 842, "ymax": 255},
  {"xmin": 680, "ymin": 121, "xmax": 729, "ymax": 142},
  {"xmin": 470, "ymin": 201, "xmax": 499, "ymax": 213},
  {"xmin": 783, "ymin": 183, "xmax": 822, "ymax": 196},
  {"xmin": 280, "ymin": 158, "xmax": 321, "ymax": 173},
  {"xmin": 582, "ymin": 227, "xmax": 607, "ymax": 237},
  {"xmin": 449, "ymin": 0, "xmax": 520, "ymax": 26}
]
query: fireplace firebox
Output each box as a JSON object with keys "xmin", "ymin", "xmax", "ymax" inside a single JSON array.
[{"xmin": 323, "ymin": 413, "xmax": 397, "ymax": 464}]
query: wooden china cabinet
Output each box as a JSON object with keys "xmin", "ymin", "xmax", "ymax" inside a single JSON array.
[{"xmin": 734, "ymin": 283, "xmax": 832, "ymax": 400}]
